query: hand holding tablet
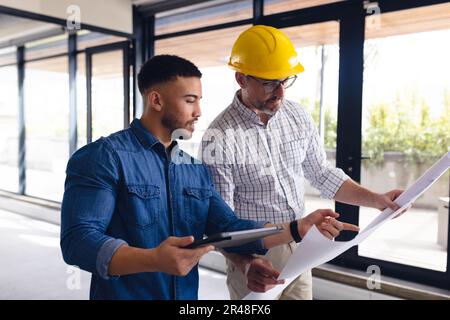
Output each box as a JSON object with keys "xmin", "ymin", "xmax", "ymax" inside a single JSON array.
[{"xmin": 184, "ymin": 226, "xmax": 284, "ymax": 249}]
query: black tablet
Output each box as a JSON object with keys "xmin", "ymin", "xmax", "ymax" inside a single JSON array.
[{"xmin": 184, "ymin": 226, "xmax": 284, "ymax": 249}]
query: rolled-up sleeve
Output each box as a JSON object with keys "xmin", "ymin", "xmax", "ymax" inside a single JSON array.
[
  {"xmin": 206, "ymin": 187, "xmax": 269, "ymax": 256},
  {"xmin": 302, "ymin": 113, "xmax": 349, "ymax": 199},
  {"xmin": 60, "ymin": 139, "xmax": 126, "ymax": 279},
  {"xmin": 96, "ymin": 238, "xmax": 127, "ymax": 279}
]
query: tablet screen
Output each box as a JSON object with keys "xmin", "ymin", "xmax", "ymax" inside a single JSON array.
[{"xmin": 185, "ymin": 226, "xmax": 283, "ymax": 249}]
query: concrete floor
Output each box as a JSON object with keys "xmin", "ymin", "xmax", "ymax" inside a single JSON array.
[{"xmin": 0, "ymin": 208, "xmax": 228, "ymax": 300}]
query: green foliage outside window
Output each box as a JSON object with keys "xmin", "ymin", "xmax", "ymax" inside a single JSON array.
[{"xmin": 300, "ymin": 88, "xmax": 450, "ymax": 164}]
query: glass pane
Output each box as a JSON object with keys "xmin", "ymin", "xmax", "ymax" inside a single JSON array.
[
  {"xmin": 91, "ymin": 50, "xmax": 124, "ymax": 141},
  {"xmin": 155, "ymin": 0, "xmax": 252, "ymax": 35},
  {"xmin": 0, "ymin": 65, "xmax": 19, "ymax": 192},
  {"xmin": 265, "ymin": 0, "xmax": 343, "ymax": 15},
  {"xmin": 281, "ymin": 21, "xmax": 340, "ymax": 213},
  {"xmin": 155, "ymin": 25, "xmax": 251, "ymax": 156},
  {"xmin": 25, "ymin": 56, "xmax": 69, "ymax": 201},
  {"xmin": 360, "ymin": 3, "xmax": 450, "ymax": 272}
]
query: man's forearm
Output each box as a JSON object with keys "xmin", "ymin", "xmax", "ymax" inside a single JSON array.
[
  {"xmin": 262, "ymin": 222, "xmax": 293, "ymax": 249},
  {"xmin": 334, "ymin": 179, "xmax": 377, "ymax": 208},
  {"xmin": 108, "ymin": 245, "xmax": 158, "ymax": 276}
]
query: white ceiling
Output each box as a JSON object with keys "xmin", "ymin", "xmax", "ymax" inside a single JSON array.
[{"xmin": 0, "ymin": 14, "xmax": 62, "ymax": 48}]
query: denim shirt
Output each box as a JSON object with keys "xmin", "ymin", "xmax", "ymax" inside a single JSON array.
[{"xmin": 60, "ymin": 119, "xmax": 267, "ymax": 300}]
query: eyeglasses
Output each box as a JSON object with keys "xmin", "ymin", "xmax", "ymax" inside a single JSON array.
[{"xmin": 246, "ymin": 75, "xmax": 297, "ymax": 93}]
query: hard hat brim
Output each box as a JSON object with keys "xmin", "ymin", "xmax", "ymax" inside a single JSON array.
[{"xmin": 228, "ymin": 61, "xmax": 305, "ymax": 80}]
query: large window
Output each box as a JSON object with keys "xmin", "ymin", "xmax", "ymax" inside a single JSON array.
[
  {"xmin": 360, "ymin": 3, "xmax": 450, "ymax": 272},
  {"xmin": 90, "ymin": 49, "xmax": 126, "ymax": 141},
  {"xmin": 24, "ymin": 56, "xmax": 69, "ymax": 201},
  {"xmin": 0, "ymin": 15, "xmax": 131, "ymax": 201},
  {"xmin": 0, "ymin": 63, "xmax": 19, "ymax": 193}
]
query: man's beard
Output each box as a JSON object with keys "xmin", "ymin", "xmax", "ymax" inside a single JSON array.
[
  {"xmin": 252, "ymin": 96, "xmax": 282, "ymax": 115},
  {"xmin": 162, "ymin": 112, "xmax": 195, "ymax": 140}
]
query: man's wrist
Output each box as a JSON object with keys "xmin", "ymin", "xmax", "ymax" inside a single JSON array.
[
  {"xmin": 290, "ymin": 220, "xmax": 302, "ymax": 243},
  {"xmin": 369, "ymin": 191, "xmax": 380, "ymax": 208},
  {"xmin": 144, "ymin": 248, "xmax": 159, "ymax": 273}
]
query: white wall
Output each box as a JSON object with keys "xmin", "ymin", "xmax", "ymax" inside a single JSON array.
[{"xmin": 0, "ymin": 0, "xmax": 132, "ymax": 34}]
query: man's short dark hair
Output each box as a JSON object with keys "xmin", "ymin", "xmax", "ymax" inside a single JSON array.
[{"xmin": 137, "ymin": 54, "xmax": 202, "ymax": 95}]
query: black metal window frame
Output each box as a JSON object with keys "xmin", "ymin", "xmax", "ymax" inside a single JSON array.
[
  {"xmin": 133, "ymin": 0, "xmax": 450, "ymax": 289},
  {"xmin": 0, "ymin": 5, "xmax": 134, "ymax": 198}
]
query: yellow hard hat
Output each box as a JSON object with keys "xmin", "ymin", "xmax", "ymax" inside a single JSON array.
[{"xmin": 228, "ymin": 25, "xmax": 304, "ymax": 80}]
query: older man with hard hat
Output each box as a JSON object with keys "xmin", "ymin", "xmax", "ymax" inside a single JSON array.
[{"xmin": 201, "ymin": 25, "xmax": 403, "ymax": 300}]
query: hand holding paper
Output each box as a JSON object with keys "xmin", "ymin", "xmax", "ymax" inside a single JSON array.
[
  {"xmin": 245, "ymin": 151, "xmax": 450, "ymax": 300},
  {"xmin": 245, "ymin": 257, "xmax": 285, "ymax": 293}
]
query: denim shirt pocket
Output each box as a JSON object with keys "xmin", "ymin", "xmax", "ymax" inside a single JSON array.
[
  {"xmin": 122, "ymin": 184, "xmax": 161, "ymax": 229},
  {"xmin": 183, "ymin": 187, "xmax": 213, "ymax": 225}
]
